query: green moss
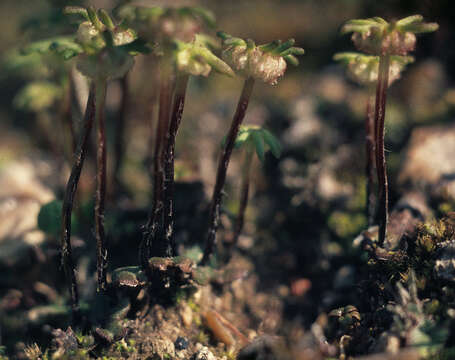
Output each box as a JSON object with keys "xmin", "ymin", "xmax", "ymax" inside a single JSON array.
[{"xmin": 328, "ymin": 211, "xmax": 366, "ymax": 239}]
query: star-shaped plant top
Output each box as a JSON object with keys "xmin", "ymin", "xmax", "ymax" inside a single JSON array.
[
  {"xmin": 233, "ymin": 125, "xmax": 282, "ymax": 162},
  {"xmin": 173, "ymin": 35, "xmax": 234, "ymax": 77},
  {"xmin": 65, "ymin": 6, "xmax": 148, "ymax": 80},
  {"xmin": 22, "ymin": 6, "xmax": 149, "ymax": 81},
  {"xmin": 341, "ymin": 15, "xmax": 438, "ymax": 56},
  {"xmin": 334, "ymin": 52, "xmax": 414, "ymax": 86},
  {"xmin": 217, "ymin": 32, "xmax": 304, "ymax": 85},
  {"xmin": 116, "ymin": 5, "xmax": 215, "ymax": 44}
]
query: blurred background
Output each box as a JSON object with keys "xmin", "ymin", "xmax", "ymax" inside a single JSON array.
[{"xmin": 1, "ymin": 0, "xmax": 455, "ymax": 356}]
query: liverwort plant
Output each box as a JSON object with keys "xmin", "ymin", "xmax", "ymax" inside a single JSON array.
[
  {"xmin": 230, "ymin": 126, "xmax": 281, "ymax": 246},
  {"xmin": 333, "ymin": 52, "xmax": 414, "ymax": 226},
  {"xmin": 23, "ymin": 5, "xmax": 145, "ymax": 321},
  {"xmin": 118, "ymin": 5, "xmax": 233, "ymax": 267},
  {"xmin": 341, "ymin": 15, "xmax": 438, "ymax": 246},
  {"xmin": 161, "ymin": 36, "xmax": 234, "ymax": 258},
  {"xmin": 65, "ymin": 6, "xmax": 144, "ymax": 294},
  {"xmin": 200, "ymin": 32, "xmax": 304, "ymax": 265}
]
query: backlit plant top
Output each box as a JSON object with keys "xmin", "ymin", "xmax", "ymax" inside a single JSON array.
[
  {"xmin": 341, "ymin": 15, "xmax": 438, "ymax": 56},
  {"xmin": 218, "ymin": 32, "xmax": 304, "ymax": 85},
  {"xmin": 174, "ymin": 35, "xmax": 234, "ymax": 77},
  {"xmin": 116, "ymin": 5, "xmax": 215, "ymax": 43},
  {"xmin": 22, "ymin": 6, "xmax": 147, "ymax": 80}
]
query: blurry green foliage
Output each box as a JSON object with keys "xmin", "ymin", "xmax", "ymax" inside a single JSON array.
[
  {"xmin": 13, "ymin": 81, "xmax": 62, "ymax": 112},
  {"xmin": 38, "ymin": 200, "xmax": 63, "ymax": 237}
]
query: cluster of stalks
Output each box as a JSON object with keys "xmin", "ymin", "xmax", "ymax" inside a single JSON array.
[{"xmin": 26, "ymin": 5, "xmax": 439, "ymax": 326}]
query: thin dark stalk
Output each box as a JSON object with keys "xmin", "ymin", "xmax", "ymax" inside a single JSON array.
[
  {"xmin": 365, "ymin": 91, "xmax": 376, "ymax": 227},
  {"xmin": 61, "ymin": 84, "xmax": 96, "ymax": 323},
  {"xmin": 113, "ymin": 75, "xmax": 128, "ymax": 195},
  {"xmin": 201, "ymin": 77, "xmax": 255, "ymax": 266},
  {"xmin": 67, "ymin": 71, "xmax": 77, "ymax": 155},
  {"xmin": 141, "ymin": 62, "xmax": 174, "ymax": 268},
  {"xmin": 232, "ymin": 149, "xmax": 253, "ymax": 246},
  {"xmin": 375, "ymin": 54, "xmax": 390, "ymax": 246},
  {"xmin": 163, "ymin": 74, "xmax": 189, "ymax": 256},
  {"xmin": 95, "ymin": 79, "xmax": 108, "ymax": 292}
]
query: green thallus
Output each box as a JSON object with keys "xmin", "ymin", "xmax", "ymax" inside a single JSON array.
[
  {"xmin": 201, "ymin": 32, "xmax": 303, "ymax": 265},
  {"xmin": 340, "ymin": 15, "xmax": 438, "ymax": 246}
]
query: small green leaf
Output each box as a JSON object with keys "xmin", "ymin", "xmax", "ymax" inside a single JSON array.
[
  {"xmin": 258, "ymin": 40, "xmax": 281, "ymax": 52},
  {"xmin": 340, "ymin": 18, "xmax": 384, "ymax": 35},
  {"xmin": 22, "ymin": 36, "xmax": 83, "ymax": 60},
  {"xmin": 98, "ymin": 9, "xmax": 115, "ymax": 30},
  {"xmin": 13, "ymin": 81, "xmax": 62, "ymax": 112},
  {"xmin": 401, "ymin": 22, "xmax": 439, "ymax": 34},
  {"xmin": 273, "ymin": 38, "xmax": 295, "ymax": 54},
  {"xmin": 252, "ymin": 131, "xmax": 265, "ymax": 163},
  {"xmin": 38, "ymin": 200, "xmax": 63, "ymax": 237},
  {"xmin": 284, "ymin": 54, "xmax": 299, "ymax": 66},
  {"xmin": 281, "ymin": 46, "xmax": 305, "ymax": 57},
  {"xmin": 396, "ymin": 15, "xmax": 423, "ymax": 27},
  {"xmin": 63, "ymin": 6, "xmax": 90, "ymax": 21},
  {"xmin": 262, "ymin": 129, "xmax": 282, "ymax": 158},
  {"xmin": 87, "ymin": 7, "xmax": 104, "ymax": 31},
  {"xmin": 198, "ymin": 47, "xmax": 235, "ymax": 77}
]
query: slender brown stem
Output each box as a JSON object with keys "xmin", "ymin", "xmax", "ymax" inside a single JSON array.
[
  {"xmin": 113, "ymin": 75, "xmax": 128, "ymax": 195},
  {"xmin": 67, "ymin": 71, "xmax": 77, "ymax": 155},
  {"xmin": 61, "ymin": 84, "xmax": 96, "ymax": 323},
  {"xmin": 95, "ymin": 79, "xmax": 108, "ymax": 292},
  {"xmin": 232, "ymin": 148, "xmax": 253, "ymax": 246},
  {"xmin": 141, "ymin": 61, "xmax": 174, "ymax": 267},
  {"xmin": 375, "ymin": 54, "xmax": 390, "ymax": 246},
  {"xmin": 163, "ymin": 74, "xmax": 189, "ymax": 256},
  {"xmin": 201, "ymin": 77, "xmax": 255, "ymax": 265},
  {"xmin": 365, "ymin": 91, "xmax": 376, "ymax": 227}
]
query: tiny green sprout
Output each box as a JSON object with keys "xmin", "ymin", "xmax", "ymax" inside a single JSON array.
[
  {"xmin": 339, "ymin": 15, "xmax": 438, "ymax": 246},
  {"xmin": 218, "ymin": 31, "xmax": 304, "ymax": 85},
  {"xmin": 230, "ymin": 126, "xmax": 281, "ymax": 247},
  {"xmin": 234, "ymin": 125, "xmax": 282, "ymax": 162}
]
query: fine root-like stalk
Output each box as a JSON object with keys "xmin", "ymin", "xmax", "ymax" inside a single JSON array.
[
  {"xmin": 201, "ymin": 77, "xmax": 255, "ymax": 265},
  {"xmin": 61, "ymin": 84, "xmax": 96, "ymax": 323},
  {"xmin": 141, "ymin": 62, "xmax": 174, "ymax": 268},
  {"xmin": 95, "ymin": 79, "xmax": 108, "ymax": 292},
  {"xmin": 163, "ymin": 74, "xmax": 189, "ymax": 256},
  {"xmin": 365, "ymin": 92, "xmax": 376, "ymax": 227},
  {"xmin": 375, "ymin": 54, "xmax": 390, "ymax": 246}
]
